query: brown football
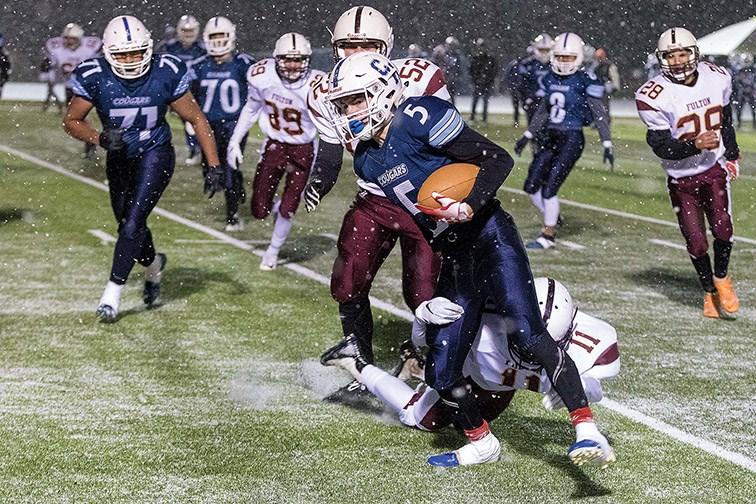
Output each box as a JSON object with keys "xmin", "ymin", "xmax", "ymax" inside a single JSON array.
[{"xmin": 417, "ymin": 163, "xmax": 480, "ymax": 209}]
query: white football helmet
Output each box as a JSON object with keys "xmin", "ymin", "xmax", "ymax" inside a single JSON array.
[
  {"xmin": 102, "ymin": 15, "xmax": 153, "ymax": 79},
  {"xmin": 328, "ymin": 52, "xmax": 404, "ymax": 143},
  {"xmin": 203, "ymin": 16, "xmax": 236, "ymax": 56},
  {"xmin": 331, "ymin": 6, "xmax": 394, "ymax": 61},
  {"xmin": 273, "ymin": 32, "xmax": 312, "ymax": 83},
  {"xmin": 551, "ymin": 32, "xmax": 585, "ymax": 75},
  {"xmin": 62, "ymin": 23, "xmax": 84, "ymax": 49},
  {"xmin": 656, "ymin": 27, "xmax": 699, "ymax": 83},
  {"xmin": 531, "ymin": 33, "xmax": 554, "ymax": 64},
  {"xmin": 177, "ymin": 15, "xmax": 200, "ymax": 45},
  {"xmin": 533, "ymin": 277, "xmax": 577, "ymax": 347}
]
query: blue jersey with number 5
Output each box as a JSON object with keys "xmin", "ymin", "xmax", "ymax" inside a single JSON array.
[
  {"xmin": 537, "ymin": 70, "xmax": 603, "ymax": 130},
  {"xmin": 353, "ymin": 95, "xmax": 465, "ymax": 237},
  {"xmin": 188, "ymin": 53, "xmax": 255, "ymax": 123},
  {"xmin": 70, "ymin": 54, "xmax": 191, "ymax": 158}
]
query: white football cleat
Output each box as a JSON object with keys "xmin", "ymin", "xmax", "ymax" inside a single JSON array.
[
  {"xmin": 185, "ymin": 152, "xmax": 202, "ymax": 166},
  {"xmin": 97, "ymin": 281, "xmax": 124, "ymax": 323},
  {"xmin": 224, "ymin": 220, "xmax": 244, "ymax": 232},
  {"xmin": 427, "ymin": 432, "xmax": 501, "ymax": 467},
  {"xmin": 569, "ymin": 424, "xmax": 616, "ymax": 469},
  {"xmin": 259, "ymin": 247, "xmax": 279, "ymax": 271},
  {"xmin": 96, "ymin": 304, "xmax": 117, "ymax": 323}
]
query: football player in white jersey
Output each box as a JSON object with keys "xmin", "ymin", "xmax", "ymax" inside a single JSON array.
[
  {"xmin": 227, "ymin": 33, "xmax": 324, "ymax": 270},
  {"xmin": 635, "ymin": 28, "xmax": 740, "ymax": 319},
  {"xmin": 303, "ymin": 6, "xmax": 449, "ymax": 389},
  {"xmin": 322, "ymin": 277, "xmax": 619, "ymax": 469},
  {"xmin": 41, "ymin": 23, "xmax": 102, "ymax": 155}
]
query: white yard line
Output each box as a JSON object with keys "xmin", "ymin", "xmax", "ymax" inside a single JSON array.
[
  {"xmin": 88, "ymin": 229, "xmax": 116, "ymax": 244},
  {"xmin": 649, "ymin": 238, "xmax": 688, "ymax": 251},
  {"xmin": 558, "ymin": 239, "xmax": 585, "ymax": 250},
  {"xmin": 3, "ymin": 144, "xmax": 755, "ymax": 474}
]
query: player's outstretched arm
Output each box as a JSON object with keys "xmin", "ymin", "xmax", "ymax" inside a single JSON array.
[
  {"xmin": 62, "ymin": 96, "xmax": 98, "ymax": 144},
  {"xmin": 303, "ymin": 141, "xmax": 345, "ymax": 212}
]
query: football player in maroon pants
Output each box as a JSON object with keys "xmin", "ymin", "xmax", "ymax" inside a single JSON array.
[
  {"xmin": 636, "ymin": 27, "xmax": 740, "ymax": 319},
  {"xmin": 304, "ymin": 7, "xmax": 449, "ymax": 390}
]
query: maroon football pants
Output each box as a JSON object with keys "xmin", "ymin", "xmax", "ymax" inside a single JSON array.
[
  {"xmin": 667, "ymin": 164, "xmax": 734, "ymax": 259},
  {"xmin": 331, "ymin": 191, "xmax": 441, "ymax": 311},
  {"xmin": 251, "ymin": 139, "xmax": 314, "ymax": 219}
]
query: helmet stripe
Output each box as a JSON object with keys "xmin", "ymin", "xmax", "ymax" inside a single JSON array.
[
  {"xmin": 671, "ymin": 27, "xmax": 676, "ymax": 44},
  {"xmin": 542, "ymin": 278, "xmax": 556, "ymax": 326},
  {"xmin": 562, "ymin": 33, "xmax": 569, "ymax": 48},
  {"xmin": 121, "ymin": 16, "xmax": 132, "ymax": 42},
  {"xmin": 292, "ymin": 33, "xmax": 296, "ymax": 50},
  {"xmin": 332, "ymin": 58, "xmax": 346, "ymax": 87},
  {"xmin": 355, "ymin": 6, "xmax": 364, "ymax": 33}
]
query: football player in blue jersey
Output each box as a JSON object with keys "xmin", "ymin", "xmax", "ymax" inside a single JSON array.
[
  {"xmin": 320, "ymin": 52, "xmax": 615, "ymax": 468},
  {"xmin": 189, "ymin": 16, "xmax": 255, "ymax": 231},
  {"xmin": 64, "ymin": 15, "xmax": 222, "ymax": 323},
  {"xmin": 159, "ymin": 15, "xmax": 207, "ymax": 166},
  {"xmin": 514, "ymin": 32, "xmax": 614, "ymax": 249}
]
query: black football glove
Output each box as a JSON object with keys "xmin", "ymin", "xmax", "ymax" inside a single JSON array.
[
  {"xmin": 303, "ymin": 178, "xmax": 323, "ymax": 213},
  {"xmin": 603, "ymin": 146, "xmax": 615, "ymax": 170},
  {"xmin": 99, "ymin": 129, "xmax": 126, "ymax": 152},
  {"xmin": 514, "ymin": 135, "xmax": 530, "ymax": 156},
  {"xmin": 204, "ymin": 165, "xmax": 226, "ymax": 199}
]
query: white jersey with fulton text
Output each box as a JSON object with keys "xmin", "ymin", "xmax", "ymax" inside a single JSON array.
[
  {"xmin": 233, "ymin": 58, "xmax": 324, "ymax": 145},
  {"xmin": 462, "ymin": 310, "xmax": 621, "ymax": 395},
  {"xmin": 635, "ymin": 61, "xmax": 732, "ymax": 179},
  {"xmin": 42, "ymin": 36, "xmax": 102, "ymax": 86},
  {"xmin": 307, "ymin": 57, "xmax": 450, "ymax": 195}
]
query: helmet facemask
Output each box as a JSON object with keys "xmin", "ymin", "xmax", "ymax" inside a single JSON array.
[
  {"xmin": 328, "ymin": 54, "xmax": 404, "ymax": 143},
  {"xmin": 204, "ymin": 17, "xmax": 236, "ymax": 57},
  {"xmin": 103, "ymin": 16, "xmax": 153, "ymax": 79},
  {"xmin": 273, "ymin": 33, "xmax": 312, "ymax": 86},
  {"xmin": 551, "ymin": 32, "xmax": 585, "ymax": 76},
  {"xmin": 657, "ymin": 47, "xmax": 699, "ymax": 83}
]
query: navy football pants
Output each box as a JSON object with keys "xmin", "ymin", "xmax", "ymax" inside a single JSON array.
[
  {"xmin": 523, "ymin": 128, "xmax": 585, "ymax": 199},
  {"xmin": 106, "ymin": 145, "xmax": 174, "ymax": 284}
]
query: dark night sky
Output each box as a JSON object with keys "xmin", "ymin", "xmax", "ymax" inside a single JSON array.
[{"xmin": 2, "ymin": 0, "xmax": 755, "ymax": 93}]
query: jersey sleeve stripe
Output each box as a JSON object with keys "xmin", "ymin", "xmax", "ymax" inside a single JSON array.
[
  {"xmin": 424, "ymin": 68, "xmax": 447, "ymax": 97},
  {"xmin": 586, "ymin": 84, "xmax": 604, "ymax": 98},
  {"xmin": 69, "ymin": 76, "xmax": 92, "ymax": 100},
  {"xmin": 429, "ymin": 113, "xmax": 464, "ymax": 147},
  {"xmin": 635, "ymin": 99, "xmax": 658, "ymax": 112},
  {"xmin": 429, "ymin": 109, "xmax": 462, "ymax": 146},
  {"xmin": 172, "ymin": 73, "xmax": 192, "ymax": 99}
]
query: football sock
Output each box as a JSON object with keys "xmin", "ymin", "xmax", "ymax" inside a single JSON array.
[
  {"xmin": 570, "ymin": 407, "xmax": 595, "ymax": 428},
  {"xmin": 691, "ymin": 253, "xmax": 715, "ymax": 292},
  {"xmin": 543, "ymin": 195, "xmax": 560, "ymax": 228},
  {"xmin": 360, "ymin": 364, "xmax": 416, "ymax": 413},
  {"xmin": 438, "ymin": 382, "xmax": 484, "ymax": 432},
  {"xmin": 528, "ymin": 334, "xmax": 589, "ymax": 411},
  {"xmin": 713, "ymin": 238, "xmax": 732, "ymax": 279},
  {"xmin": 269, "ymin": 214, "xmax": 292, "ymax": 251},
  {"xmin": 529, "ymin": 190, "xmax": 545, "ymax": 212},
  {"xmin": 99, "ymin": 281, "xmax": 125, "ymax": 309},
  {"xmin": 144, "ymin": 253, "xmax": 164, "ymax": 283},
  {"xmin": 339, "ymin": 298, "xmax": 374, "ymax": 363}
]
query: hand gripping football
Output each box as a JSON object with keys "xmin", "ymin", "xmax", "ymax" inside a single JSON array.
[{"xmin": 417, "ymin": 163, "xmax": 480, "ymax": 209}]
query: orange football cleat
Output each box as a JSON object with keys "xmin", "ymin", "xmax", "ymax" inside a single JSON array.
[
  {"xmin": 703, "ymin": 292, "xmax": 720, "ymax": 318},
  {"xmin": 713, "ymin": 275, "xmax": 739, "ymax": 315}
]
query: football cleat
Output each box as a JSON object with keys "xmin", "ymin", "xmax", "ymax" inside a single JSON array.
[
  {"xmin": 320, "ymin": 334, "xmax": 368, "ymax": 381},
  {"xmin": 143, "ymin": 253, "xmax": 167, "ymax": 306},
  {"xmin": 96, "ymin": 304, "xmax": 117, "ymax": 323},
  {"xmin": 526, "ymin": 233, "xmax": 556, "ymax": 249},
  {"xmin": 259, "ymin": 247, "xmax": 279, "ymax": 271},
  {"xmin": 428, "ymin": 432, "xmax": 501, "ymax": 467},
  {"xmin": 556, "ymin": 214, "xmax": 565, "ymax": 229},
  {"xmin": 390, "ymin": 340, "xmax": 426, "ymax": 382},
  {"xmin": 185, "ymin": 152, "xmax": 202, "ymax": 166},
  {"xmin": 713, "ymin": 275, "xmax": 739, "ymax": 316},
  {"xmin": 568, "ymin": 439, "xmax": 616, "ymax": 469},
  {"xmin": 224, "ymin": 219, "xmax": 244, "ymax": 232},
  {"xmin": 703, "ymin": 292, "xmax": 721, "ymax": 319}
]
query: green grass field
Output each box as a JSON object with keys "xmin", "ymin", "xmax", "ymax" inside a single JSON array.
[{"xmin": 1, "ymin": 101, "xmax": 754, "ymax": 503}]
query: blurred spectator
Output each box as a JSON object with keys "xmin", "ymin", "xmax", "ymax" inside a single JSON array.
[
  {"xmin": 406, "ymin": 43, "xmax": 426, "ymax": 59},
  {"xmin": 731, "ymin": 52, "xmax": 756, "ymax": 129},
  {"xmin": 0, "ymin": 33, "xmax": 11, "ymax": 98},
  {"xmin": 644, "ymin": 52, "xmax": 661, "ymax": 79},
  {"xmin": 440, "ymin": 36, "xmax": 464, "ymax": 104},
  {"xmin": 589, "ymin": 48, "xmax": 621, "ymax": 123},
  {"xmin": 469, "ymin": 37, "xmax": 498, "ymax": 123},
  {"xmin": 153, "ymin": 25, "xmax": 177, "ymax": 54}
]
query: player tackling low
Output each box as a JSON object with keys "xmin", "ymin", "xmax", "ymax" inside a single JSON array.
[{"xmin": 635, "ymin": 27, "xmax": 740, "ymax": 319}]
